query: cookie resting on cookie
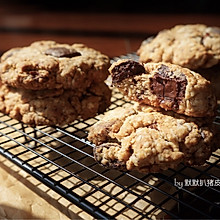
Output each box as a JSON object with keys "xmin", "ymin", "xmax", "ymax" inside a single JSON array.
[
  {"xmin": 88, "ymin": 105, "xmax": 218, "ymax": 173},
  {"xmin": 109, "ymin": 59, "xmax": 217, "ymax": 117},
  {"xmin": 0, "ymin": 82, "xmax": 111, "ymax": 126},
  {"xmin": 0, "ymin": 41, "xmax": 110, "ymax": 91},
  {"xmin": 137, "ymin": 24, "xmax": 220, "ymax": 70}
]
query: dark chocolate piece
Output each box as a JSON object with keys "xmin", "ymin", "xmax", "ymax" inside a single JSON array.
[
  {"xmin": 111, "ymin": 60, "xmax": 145, "ymax": 83},
  {"xmin": 45, "ymin": 47, "xmax": 81, "ymax": 58},
  {"xmin": 150, "ymin": 64, "xmax": 187, "ymax": 109}
]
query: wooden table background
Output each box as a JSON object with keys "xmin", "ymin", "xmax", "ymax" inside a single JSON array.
[
  {"xmin": 0, "ymin": 1, "xmax": 220, "ymax": 219},
  {"xmin": 0, "ymin": 1, "xmax": 220, "ymax": 58}
]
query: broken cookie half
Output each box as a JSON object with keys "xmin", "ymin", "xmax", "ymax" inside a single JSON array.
[
  {"xmin": 88, "ymin": 105, "xmax": 218, "ymax": 173},
  {"xmin": 109, "ymin": 59, "xmax": 217, "ymax": 117}
]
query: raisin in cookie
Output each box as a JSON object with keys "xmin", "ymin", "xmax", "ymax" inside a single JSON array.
[
  {"xmin": 0, "ymin": 81, "xmax": 111, "ymax": 126},
  {"xmin": 88, "ymin": 105, "xmax": 218, "ymax": 173},
  {"xmin": 0, "ymin": 41, "xmax": 110, "ymax": 91},
  {"xmin": 109, "ymin": 59, "xmax": 217, "ymax": 117},
  {"xmin": 138, "ymin": 24, "xmax": 220, "ymax": 70}
]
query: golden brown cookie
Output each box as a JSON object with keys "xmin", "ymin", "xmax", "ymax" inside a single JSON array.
[
  {"xmin": 0, "ymin": 81, "xmax": 111, "ymax": 126},
  {"xmin": 109, "ymin": 59, "xmax": 217, "ymax": 117},
  {"xmin": 0, "ymin": 41, "xmax": 110, "ymax": 91},
  {"xmin": 138, "ymin": 24, "xmax": 220, "ymax": 70},
  {"xmin": 88, "ymin": 105, "xmax": 218, "ymax": 173}
]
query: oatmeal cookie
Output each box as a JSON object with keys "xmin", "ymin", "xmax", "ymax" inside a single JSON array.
[
  {"xmin": 138, "ymin": 24, "xmax": 220, "ymax": 70},
  {"xmin": 0, "ymin": 81, "xmax": 111, "ymax": 126},
  {"xmin": 197, "ymin": 64, "xmax": 220, "ymax": 101},
  {"xmin": 88, "ymin": 105, "xmax": 218, "ymax": 173},
  {"xmin": 0, "ymin": 41, "xmax": 110, "ymax": 91},
  {"xmin": 109, "ymin": 59, "xmax": 217, "ymax": 117}
]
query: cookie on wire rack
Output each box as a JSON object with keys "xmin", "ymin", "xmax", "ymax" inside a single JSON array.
[
  {"xmin": 0, "ymin": 81, "xmax": 111, "ymax": 126},
  {"xmin": 0, "ymin": 41, "xmax": 110, "ymax": 91},
  {"xmin": 137, "ymin": 24, "xmax": 220, "ymax": 70},
  {"xmin": 88, "ymin": 104, "xmax": 218, "ymax": 173}
]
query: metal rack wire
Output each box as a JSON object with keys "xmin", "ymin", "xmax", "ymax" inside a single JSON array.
[{"xmin": 0, "ymin": 55, "xmax": 220, "ymax": 219}]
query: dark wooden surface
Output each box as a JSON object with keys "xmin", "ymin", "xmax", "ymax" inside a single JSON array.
[
  {"xmin": 0, "ymin": 3, "xmax": 220, "ymax": 58},
  {"xmin": 0, "ymin": 2, "xmax": 220, "ymax": 219}
]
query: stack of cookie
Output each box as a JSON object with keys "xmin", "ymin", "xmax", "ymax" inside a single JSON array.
[
  {"xmin": 0, "ymin": 41, "xmax": 111, "ymax": 126},
  {"xmin": 138, "ymin": 24, "xmax": 220, "ymax": 100},
  {"xmin": 88, "ymin": 59, "xmax": 218, "ymax": 173}
]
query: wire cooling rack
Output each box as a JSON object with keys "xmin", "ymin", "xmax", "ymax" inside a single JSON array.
[{"xmin": 0, "ymin": 54, "xmax": 220, "ymax": 219}]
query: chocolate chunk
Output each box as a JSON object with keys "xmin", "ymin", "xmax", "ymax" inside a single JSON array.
[
  {"xmin": 150, "ymin": 65, "xmax": 187, "ymax": 109},
  {"xmin": 45, "ymin": 47, "xmax": 81, "ymax": 58},
  {"xmin": 111, "ymin": 60, "xmax": 146, "ymax": 83}
]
